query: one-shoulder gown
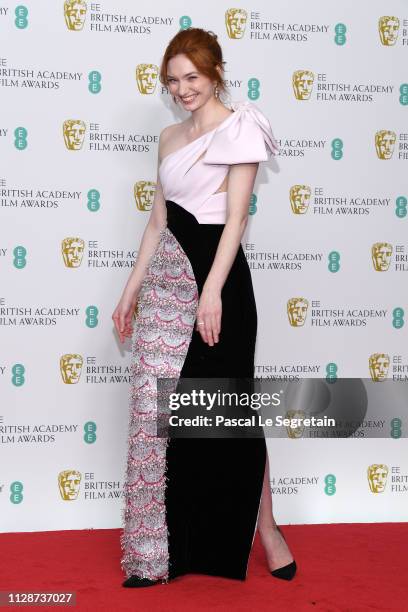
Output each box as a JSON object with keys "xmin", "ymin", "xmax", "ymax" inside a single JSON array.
[{"xmin": 121, "ymin": 100, "xmax": 279, "ymax": 582}]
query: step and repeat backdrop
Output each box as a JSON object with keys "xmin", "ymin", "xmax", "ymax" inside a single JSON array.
[{"xmin": 1, "ymin": 1, "xmax": 407, "ymax": 532}]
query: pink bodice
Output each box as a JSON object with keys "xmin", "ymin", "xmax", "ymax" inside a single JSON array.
[{"xmin": 158, "ymin": 100, "xmax": 279, "ymax": 224}]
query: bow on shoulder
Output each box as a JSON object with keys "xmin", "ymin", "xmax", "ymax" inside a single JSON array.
[{"xmin": 203, "ymin": 100, "xmax": 280, "ymax": 165}]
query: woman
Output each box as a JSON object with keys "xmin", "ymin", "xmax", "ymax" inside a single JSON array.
[{"xmin": 112, "ymin": 27, "xmax": 297, "ymax": 587}]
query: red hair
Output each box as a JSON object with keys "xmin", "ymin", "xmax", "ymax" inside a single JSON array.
[{"xmin": 159, "ymin": 28, "xmax": 228, "ymax": 98}]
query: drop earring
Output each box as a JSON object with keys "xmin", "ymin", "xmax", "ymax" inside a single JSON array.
[{"xmin": 214, "ymin": 85, "xmax": 219, "ymax": 99}]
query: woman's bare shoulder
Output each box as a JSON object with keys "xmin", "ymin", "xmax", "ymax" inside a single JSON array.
[
  {"xmin": 159, "ymin": 121, "xmax": 188, "ymax": 160},
  {"xmin": 160, "ymin": 121, "xmax": 190, "ymax": 141}
]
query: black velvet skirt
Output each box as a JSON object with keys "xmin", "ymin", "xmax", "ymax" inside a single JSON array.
[{"xmin": 165, "ymin": 200, "xmax": 266, "ymax": 581}]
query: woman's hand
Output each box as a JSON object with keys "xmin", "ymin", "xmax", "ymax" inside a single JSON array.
[
  {"xmin": 195, "ymin": 286, "xmax": 222, "ymax": 346},
  {"xmin": 112, "ymin": 293, "xmax": 138, "ymax": 344}
]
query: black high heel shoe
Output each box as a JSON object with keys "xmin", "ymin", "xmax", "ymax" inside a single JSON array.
[
  {"xmin": 122, "ymin": 575, "xmax": 160, "ymax": 588},
  {"xmin": 270, "ymin": 525, "xmax": 297, "ymax": 581}
]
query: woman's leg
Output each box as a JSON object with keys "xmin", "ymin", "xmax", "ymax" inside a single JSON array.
[{"xmin": 257, "ymin": 447, "xmax": 295, "ymax": 571}]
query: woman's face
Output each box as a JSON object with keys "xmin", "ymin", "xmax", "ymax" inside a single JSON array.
[{"xmin": 166, "ymin": 53, "xmax": 215, "ymax": 110}]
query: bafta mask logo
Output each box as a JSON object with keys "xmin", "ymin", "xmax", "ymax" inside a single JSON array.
[
  {"xmin": 290, "ymin": 185, "xmax": 311, "ymax": 214},
  {"xmin": 60, "ymin": 353, "xmax": 83, "ymax": 384},
  {"xmin": 285, "ymin": 409, "xmax": 306, "ymax": 439},
  {"xmin": 367, "ymin": 464, "xmax": 388, "ymax": 493},
  {"xmin": 63, "ymin": 120, "xmax": 86, "ymax": 150},
  {"xmin": 292, "ymin": 70, "xmax": 314, "ymax": 100},
  {"xmin": 225, "ymin": 8, "xmax": 247, "ymax": 39},
  {"xmin": 134, "ymin": 181, "xmax": 156, "ymax": 211},
  {"xmin": 378, "ymin": 16, "xmax": 400, "ymax": 46},
  {"xmin": 135, "ymin": 64, "xmax": 159, "ymax": 95},
  {"xmin": 64, "ymin": 0, "xmax": 87, "ymax": 31},
  {"xmin": 62, "ymin": 237, "xmax": 85, "ymax": 268},
  {"xmin": 287, "ymin": 297, "xmax": 309, "ymax": 327},
  {"xmin": 375, "ymin": 130, "xmax": 396, "ymax": 160},
  {"xmin": 371, "ymin": 242, "xmax": 393, "ymax": 271},
  {"xmin": 369, "ymin": 353, "xmax": 390, "ymax": 381},
  {"xmin": 58, "ymin": 469, "xmax": 82, "ymax": 500}
]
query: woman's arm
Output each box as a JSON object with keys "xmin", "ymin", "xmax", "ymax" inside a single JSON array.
[
  {"xmin": 196, "ymin": 161, "xmax": 259, "ymax": 346},
  {"xmin": 120, "ymin": 138, "xmax": 168, "ymax": 303},
  {"xmin": 112, "ymin": 129, "xmax": 169, "ymax": 342}
]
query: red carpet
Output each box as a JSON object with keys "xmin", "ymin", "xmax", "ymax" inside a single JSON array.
[{"xmin": 0, "ymin": 524, "xmax": 406, "ymax": 611}]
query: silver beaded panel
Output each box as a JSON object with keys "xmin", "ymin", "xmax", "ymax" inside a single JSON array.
[{"xmin": 120, "ymin": 227, "xmax": 198, "ymax": 582}]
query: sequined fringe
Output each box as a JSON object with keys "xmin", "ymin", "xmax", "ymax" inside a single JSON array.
[{"xmin": 120, "ymin": 228, "xmax": 198, "ymax": 582}]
